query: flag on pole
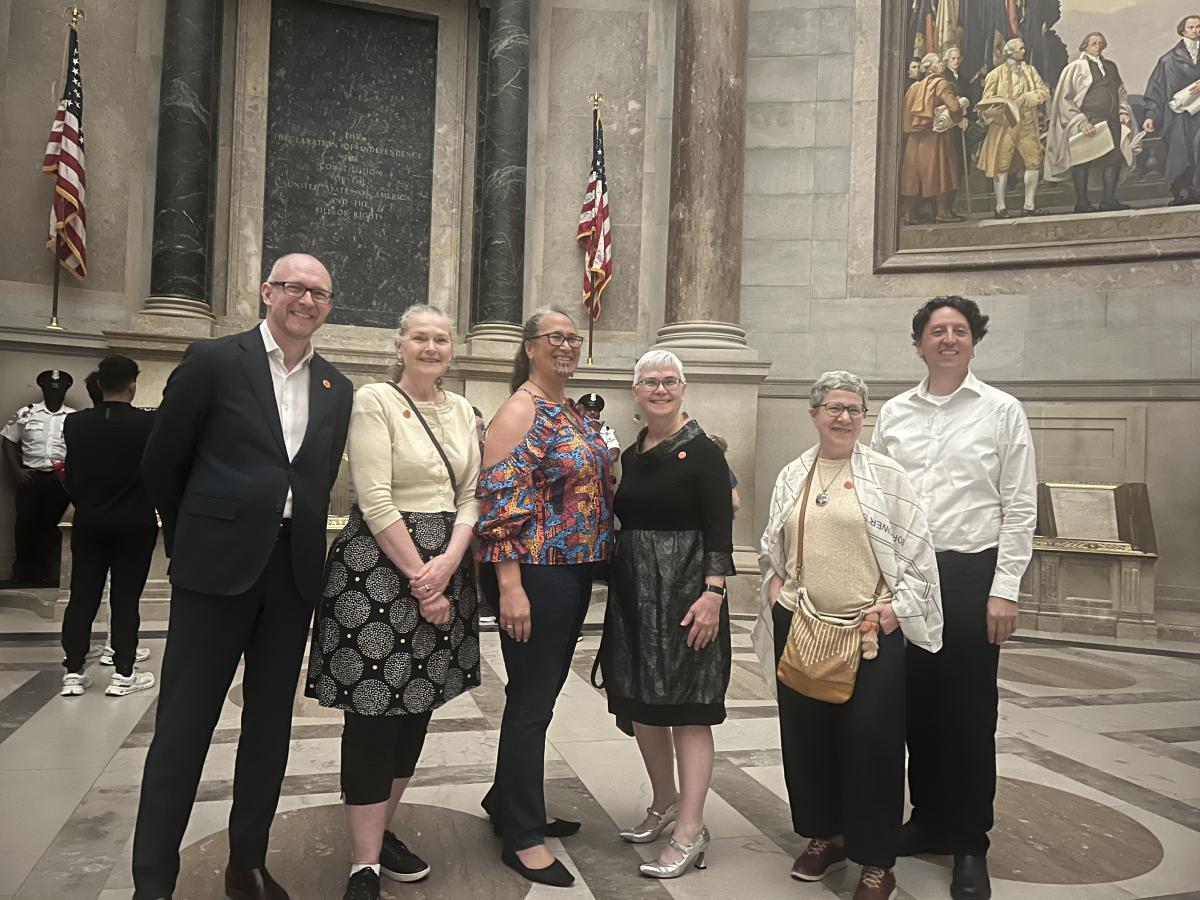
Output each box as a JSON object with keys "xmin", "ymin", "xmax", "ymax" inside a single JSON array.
[
  {"xmin": 577, "ymin": 106, "xmax": 611, "ymax": 321},
  {"xmin": 42, "ymin": 25, "xmax": 87, "ymax": 279}
]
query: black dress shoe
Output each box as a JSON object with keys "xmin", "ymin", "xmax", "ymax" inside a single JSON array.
[
  {"xmin": 1099, "ymin": 200, "xmax": 1130, "ymax": 211},
  {"xmin": 491, "ymin": 817, "xmax": 581, "ymax": 838},
  {"xmin": 993, "ymin": 209, "xmax": 1010, "ymax": 219},
  {"xmin": 897, "ymin": 820, "xmax": 953, "ymax": 856},
  {"xmin": 501, "ymin": 848, "xmax": 575, "ymax": 887},
  {"xmin": 225, "ymin": 865, "xmax": 289, "ymax": 900},
  {"xmin": 951, "ymin": 854, "xmax": 991, "ymax": 900},
  {"xmin": 1074, "ymin": 202, "xmax": 1097, "ymax": 213}
]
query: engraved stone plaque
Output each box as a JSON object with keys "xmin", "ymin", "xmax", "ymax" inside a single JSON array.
[
  {"xmin": 262, "ymin": 0, "xmax": 437, "ymax": 328},
  {"xmin": 1047, "ymin": 484, "xmax": 1120, "ymax": 542}
]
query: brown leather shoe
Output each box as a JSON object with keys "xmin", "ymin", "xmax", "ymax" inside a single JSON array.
[
  {"xmin": 854, "ymin": 866, "xmax": 897, "ymax": 900},
  {"xmin": 789, "ymin": 837, "xmax": 848, "ymax": 881},
  {"xmin": 224, "ymin": 866, "xmax": 290, "ymax": 900}
]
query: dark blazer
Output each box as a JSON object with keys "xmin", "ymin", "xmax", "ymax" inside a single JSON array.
[
  {"xmin": 63, "ymin": 401, "xmax": 157, "ymax": 532},
  {"xmin": 142, "ymin": 327, "xmax": 352, "ymax": 601}
]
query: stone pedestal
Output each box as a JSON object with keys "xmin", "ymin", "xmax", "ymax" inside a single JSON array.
[
  {"xmin": 657, "ymin": 0, "xmax": 749, "ymax": 350},
  {"xmin": 142, "ymin": 0, "xmax": 223, "ymax": 319}
]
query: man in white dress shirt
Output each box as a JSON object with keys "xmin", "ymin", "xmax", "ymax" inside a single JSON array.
[{"xmin": 870, "ymin": 296, "xmax": 1037, "ymax": 900}]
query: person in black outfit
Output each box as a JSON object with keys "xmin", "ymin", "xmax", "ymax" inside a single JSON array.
[
  {"xmin": 60, "ymin": 356, "xmax": 157, "ymax": 698},
  {"xmin": 597, "ymin": 349, "xmax": 734, "ymax": 879},
  {"xmin": 131, "ymin": 253, "xmax": 353, "ymax": 900}
]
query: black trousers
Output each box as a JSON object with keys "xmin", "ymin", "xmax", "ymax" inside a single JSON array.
[
  {"xmin": 477, "ymin": 560, "xmax": 498, "ymax": 616},
  {"xmin": 13, "ymin": 470, "xmax": 69, "ymax": 584},
  {"xmin": 132, "ymin": 533, "xmax": 313, "ymax": 897},
  {"xmin": 61, "ymin": 525, "xmax": 157, "ymax": 675},
  {"xmin": 483, "ymin": 562, "xmax": 593, "ymax": 851},
  {"xmin": 905, "ymin": 548, "xmax": 1000, "ymax": 856},
  {"xmin": 340, "ymin": 709, "xmax": 433, "ymax": 805},
  {"xmin": 772, "ymin": 603, "xmax": 905, "ymax": 869}
]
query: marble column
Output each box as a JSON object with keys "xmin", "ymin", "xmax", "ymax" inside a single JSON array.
[
  {"xmin": 469, "ymin": 0, "xmax": 529, "ymax": 342},
  {"xmin": 657, "ymin": 0, "xmax": 750, "ymax": 350},
  {"xmin": 141, "ymin": 0, "xmax": 222, "ymax": 319}
]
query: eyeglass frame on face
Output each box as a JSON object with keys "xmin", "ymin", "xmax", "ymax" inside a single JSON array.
[
  {"xmin": 530, "ymin": 331, "xmax": 585, "ymax": 349},
  {"xmin": 269, "ymin": 280, "xmax": 334, "ymax": 306},
  {"xmin": 635, "ymin": 376, "xmax": 685, "ymax": 391},
  {"xmin": 813, "ymin": 402, "xmax": 868, "ymax": 419}
]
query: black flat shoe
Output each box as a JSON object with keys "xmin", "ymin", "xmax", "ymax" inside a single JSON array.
[
  {"xmin": 501, "ymin": 848, "xmax": 575, "ymax": 887},
  {"xmin": 491, "ymin": 817, "xmax": 581, "ymax": 838},
  {"xmin": 951, "ymin": 854, "xmax": 991, "ymax": 900}
]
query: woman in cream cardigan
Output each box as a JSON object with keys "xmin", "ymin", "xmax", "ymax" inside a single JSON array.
[{"xmin": 751, "ymin": 370, "xmax": 942, "ymax": 900}]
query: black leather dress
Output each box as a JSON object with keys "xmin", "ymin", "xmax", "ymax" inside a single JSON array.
[{"xmin": 598, "ymin": 420, "xmax": 736, "ymax": 728}]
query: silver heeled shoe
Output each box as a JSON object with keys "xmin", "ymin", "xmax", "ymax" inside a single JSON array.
[
  {"xmin": 619, "ymin": 799, "xmax": 678, "ymax": 844},
  {"xmin": 638, "ymin": 825, "xmax": 710, "ymax": 878}
]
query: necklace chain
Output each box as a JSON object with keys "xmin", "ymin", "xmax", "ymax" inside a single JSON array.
[{"xmin": 526, "ymin": 378, "xmax": 565, "ymax": 403}]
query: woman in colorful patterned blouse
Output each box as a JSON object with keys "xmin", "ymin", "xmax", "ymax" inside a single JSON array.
[{"xmin": 475, "ymin": 307, "xmax": 613, "ymax": 888}]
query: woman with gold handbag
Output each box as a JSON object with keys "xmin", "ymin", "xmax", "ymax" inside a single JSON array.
[{"xmin": 751, "ymin": 370, "xmax": 943, "ymax": 900}]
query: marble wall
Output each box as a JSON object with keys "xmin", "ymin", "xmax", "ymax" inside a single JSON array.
[{"xmin": 740, "ymin": 0, "xmax": 1200, "ymax": 615}]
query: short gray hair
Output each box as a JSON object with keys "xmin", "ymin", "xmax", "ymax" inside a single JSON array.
[
  {"xmin": 918, "ymin": 52, "xmax": 940, "ymax": 75},
  {"xmin": 809, "ymin": 370, "xmax": 869, "ymax": 408},
  {"xmin": 1002, "ymin": 38, "xmax": 1025, "ymax": 59},
  {"xmin": 632, "ymin": 349, "xmax": 686, "ymax": 385},
  {"xmin": 941, "ymin": 45, "xmax": 961, "ymax": 63}
]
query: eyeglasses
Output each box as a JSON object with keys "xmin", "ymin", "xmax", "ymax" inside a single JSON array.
[
  {"xmin": 531, "ymin": 332, "xmax": 584, "ymax": 349},
  {"xmin": 815, "ymin": 403, "xmax": 867, "ymax": 418},
  {"xmin": 636, "ymin": 377, "xmax": 684, "ymax": 391},
  {"xmin": 269, "ymin": 281, "xmax": 334, "ymax": 305}
]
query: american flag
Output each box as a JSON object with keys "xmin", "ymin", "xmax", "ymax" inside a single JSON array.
[
  {"xmin": 576, "ymin": 106, "xmax": 611, "ymax": 320},
  {"xmin": 42, "ymin": 26, "xmax": 87, "ymax": 279}
]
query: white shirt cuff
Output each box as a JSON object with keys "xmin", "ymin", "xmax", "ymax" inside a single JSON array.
[{"xmin": 989, "ymin": 573, "xmax": 1022, "ymax": 603}]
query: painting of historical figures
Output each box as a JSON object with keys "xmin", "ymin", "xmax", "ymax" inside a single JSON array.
[{"xmin": 875, "ymin": 0, "xmax": 1200, "ymax": 271}]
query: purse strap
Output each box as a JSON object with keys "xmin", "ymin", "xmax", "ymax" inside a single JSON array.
[
  {"xmin": 794, "ymin": 458, "xmax": 888, "ymax": 600},
  {"xmin": 387, "ymin": 382, "xmax": 457, "ymax": 495}
]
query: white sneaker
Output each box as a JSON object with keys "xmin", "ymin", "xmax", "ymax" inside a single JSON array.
[
  {"xmin": 100, "ymin": 646, "xmax": 152, "ymax": 666},
  {"xmin": 61, "ymin": 672, "xmax": 92, "ymax": 697},
  {"xmin": 105, "ymin": 671, "xmax": 155, "ymax": 696}
]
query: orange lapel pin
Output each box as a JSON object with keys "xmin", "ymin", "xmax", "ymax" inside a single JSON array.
[{"xmin": 322, "ymin": 379, "xmax": 332, "ymax": 389}]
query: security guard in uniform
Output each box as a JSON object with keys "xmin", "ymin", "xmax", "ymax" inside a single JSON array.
[
  {"xmin": 2, "ymin": 370, "xmax": 74, "ymax": 586},
  {"xmin": 578, "ymin": 392, "xmax": 620, "ymax": 462}
]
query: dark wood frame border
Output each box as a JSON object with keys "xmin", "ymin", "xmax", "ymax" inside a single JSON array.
[{"xmin": 872, "ymin": 2, "xmax": 1200, "ymax": 273}]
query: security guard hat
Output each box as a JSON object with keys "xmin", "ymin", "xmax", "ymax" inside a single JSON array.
[
  {"xmin": 36, "ymin": 369, "xmax": 73, "ymax": 390},
  {"xmin": 578, "ymin": 392, "xmax": 605, "ymax": 411}
]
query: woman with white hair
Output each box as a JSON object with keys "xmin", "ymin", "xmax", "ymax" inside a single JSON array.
[
  {"xmin": 596, "ymin": 349, "xmax": 735, "ymax": 878},
  {"xmin": 751, "ymin": 370, "xmax": 942, "ymax": 900}
]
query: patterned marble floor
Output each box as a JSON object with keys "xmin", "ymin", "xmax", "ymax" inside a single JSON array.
[{"xmin": 0, "ymin": 604, "xmax": 1198, "ymax": 900}]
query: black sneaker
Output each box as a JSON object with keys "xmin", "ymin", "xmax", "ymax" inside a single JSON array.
[
  {"xmin": 343, "ymin": 868, "xmax": 380, "ymax": 900},
  {"xmin": 381, "ymin": 831, "xmax": 431, "ymax": 882}
]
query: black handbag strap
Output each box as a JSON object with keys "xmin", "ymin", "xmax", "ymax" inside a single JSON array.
[{"xmin": 386, "ymin": 382, "xmax": 457, "ymax": 495}]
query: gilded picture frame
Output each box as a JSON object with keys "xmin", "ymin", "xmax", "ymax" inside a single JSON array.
[{"xmin": 873, "ymin": 0, "xmax": 1200, "ymax": 273}]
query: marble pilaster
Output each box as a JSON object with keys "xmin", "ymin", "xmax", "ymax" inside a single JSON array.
[
  {"xmin": 657, "ymin": 0, "xmax": 750, "ymax": 351},
  {"xmin": 142, "ymin": 0, "xmax": 222, "ymax": 319},
  {"xmin": 471, "ymin": 0, "xmax": 530, "ymax": 339}
]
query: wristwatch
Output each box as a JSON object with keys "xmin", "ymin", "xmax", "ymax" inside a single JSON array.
[{"xmin": 703, "ymin": 583, "xmax": 727, "ymax": 598}]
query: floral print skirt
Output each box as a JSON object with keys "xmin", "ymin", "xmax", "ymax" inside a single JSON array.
[{"xmin": 305, "ymin": 505, "xmax": 480, "ymax": 716}]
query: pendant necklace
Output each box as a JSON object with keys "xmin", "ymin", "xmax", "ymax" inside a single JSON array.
[{"xmin": 813, "ymin": 459, "xmax": 848, "ymax": 507}]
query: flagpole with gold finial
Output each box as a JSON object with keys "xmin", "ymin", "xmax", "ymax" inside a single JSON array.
[
  {"xmin": 584, "ymin": 92, "xmax": 604, "ymax": 365},
  {"xmin": 47, "ymin": 5, "xmax": 84, "ymax": 332}
]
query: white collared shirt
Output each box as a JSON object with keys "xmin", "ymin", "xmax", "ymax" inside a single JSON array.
[
  {"xmin": 259, "ymin": 319, "xmax": 313, "ymax": 518},
  {"xmin": 1, "ymin": 401, "xmax": 75, "ymax": 470},
  {"xmin": 1185, "ymin": 37, "xmax": 1199, "ymax": 65},
  {"xmin": 870, "ymin": 371, "xmax": 1037, "ymax": 602}
]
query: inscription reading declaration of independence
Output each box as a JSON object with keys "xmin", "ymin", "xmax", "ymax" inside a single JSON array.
[{"xmin": 262, "ymin": 0, "xmax": 437, "ymax": 328}]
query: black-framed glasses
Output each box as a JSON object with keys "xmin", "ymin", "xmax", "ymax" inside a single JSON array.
[
  {"xmin": 269, "ymin": 281, "xmax": 334, "ymax": 305},
  {"xmin": 531, "ymin": 332, "xmax": 584, "ymax": 349},
  {"xmin": 636, "ymin": 376, "xmax": 684, "ymax": 391},
  {"xmin": 815, "ymin": 403, "xmax": 867, "ymax": 418}
]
